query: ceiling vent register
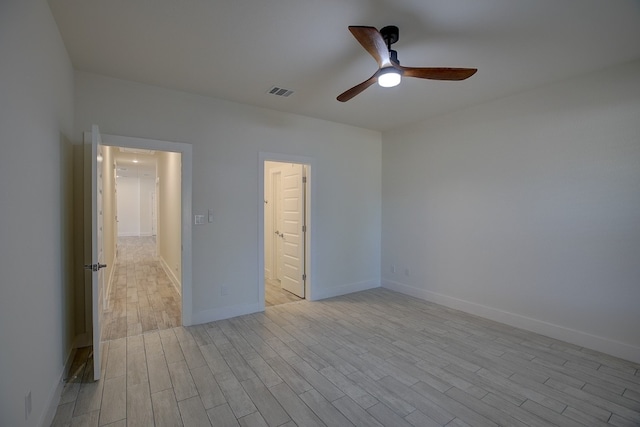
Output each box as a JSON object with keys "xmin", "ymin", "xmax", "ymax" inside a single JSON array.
[{"xmin": 267, "ymin": 86, "xmax": 294, "ymax": 97}]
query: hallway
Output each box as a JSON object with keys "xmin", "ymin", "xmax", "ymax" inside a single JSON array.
[
  {"xmin": 102, "ymin": 237, "xmax": 181, "ymax": 340},
  {"xmin": 265, "ymin": 278, "xmax": 302, "ymax": 307}
]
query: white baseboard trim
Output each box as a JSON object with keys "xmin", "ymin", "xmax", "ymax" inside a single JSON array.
[
  {"xmin": 311, "ymin": 279, "xmax": 380, "ymax": 301},
  {"xmin": 73, "ymin": 332, "xmax": 92, "ymax": 349},
  {"xmin": 192, "ymin": 302, "xmax": 263, "ymax": 325},
  {"xmin": 41, "ymin": 345, "xmax": 77, "ymax": 427},
  {"xmin": 158, "ymin": 255, "xmax": 181, "ymax": 296},
  {"xmin": 382, "ymin": 279, "xmax": 640, "ymax": 364},
  {"xmin": 73, "ymin": 332, "xmax": 93, "ymax": 348}
]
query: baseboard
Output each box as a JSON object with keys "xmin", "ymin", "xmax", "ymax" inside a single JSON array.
[
  {"xmin": 382, "ymin": 279, "xmax": 640, "ymax": 364},
  {"xmin": 192, "ymin": 302, "xmax": 263, "ymax": 325},
  {"xmin": 311, "ymin": 279, "xmax": 380, "ymax": 301},
  {"xmin": 73, "ymin": 332, "xmax": 92, "ymax": 349},
  {"xmin": 158, "ymin": 255, "xmax": 181, "ymax": 296},
  {"xmin": 40, "ymin": 345, "xmax": 77, "ymax": 427}
]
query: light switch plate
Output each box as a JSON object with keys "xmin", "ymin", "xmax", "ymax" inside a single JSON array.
[
  {"xmin": 208, "ymin": 209, "xmax": 213, "ymax": 223},
  {"xmin": 194, "ymin": 215, "xmax": 205, "ymax": 225}
]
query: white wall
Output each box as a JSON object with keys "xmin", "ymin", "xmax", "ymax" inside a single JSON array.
[
  {"xmin": 140, "ymin": 176, "xmax": 156, "ymax": 236},
  {"xmin": 116, "ymin": 176, "xmax": 140, "ymax": 236},
  {"xmin": 0, "ymin": 0, "xmax": 75, "ymax": 425},
  {"xmin": 157, "ymin": 151, "xmax": 182, "ymax": 291},
  {"xmin": 382, "ymin": 60, "xmax": 640, "ymax": 363},
  {"xmin": 75, "ymin": 72, "xmax": 382, "ymax": 322},
  {"xmin": 116, "ymin": 175, "xmax": 156, "ymax": 236}
]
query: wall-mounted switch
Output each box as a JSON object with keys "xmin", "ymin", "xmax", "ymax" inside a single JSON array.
[
  {"xmin": 208, "ymin": 209, "xmax": 214, "ymax": 223},
  {"xmin": 194, "ymin": 215, "xmax": 205, "ymax": 225}
]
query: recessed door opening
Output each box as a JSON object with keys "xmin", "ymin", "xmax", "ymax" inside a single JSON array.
[
  {"xmin": 107, "ymin": 148, "xmax": 182, "ymax": 338},
  {"xmin": 263, "ymin": 160, "xmax": 310, "ymax": 307}
]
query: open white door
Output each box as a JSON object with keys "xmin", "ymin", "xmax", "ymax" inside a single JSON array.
[
  {"xmin": 280, "ymin": 164, "xmax": 306, "ymax": 298},
  {"xmin": 84, "ymin": 125, "xmax": 105, "ymax": 381}
]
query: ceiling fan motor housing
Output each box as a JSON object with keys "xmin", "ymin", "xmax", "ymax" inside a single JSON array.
[{"xmin": 380, "ymin": 25, "xmax": 399, "ymax": 46}]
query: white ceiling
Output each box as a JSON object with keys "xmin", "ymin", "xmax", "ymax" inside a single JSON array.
[
  {"xmin": 49, "ymin": 0, "xmax": 640, "ymax": 132},
  {"xmin": 114, "ymin": 150, "xmax": 157, "ymax": 179}
]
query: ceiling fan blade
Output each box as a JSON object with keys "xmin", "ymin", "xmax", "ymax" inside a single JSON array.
[
  {"xmin": 399, "ymin": 66, "xmax": 477, "ymax": 81},
  {"xmin": 337, "ymin": 72, "xmax": 379, "ymax": 102},
  {"xmin": 349, "ymin": 26, "xmax": 391, "ymax": 67}
]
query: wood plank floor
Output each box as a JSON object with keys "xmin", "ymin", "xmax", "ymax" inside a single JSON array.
[
  {"xmin": 53, "ymin": 288, "xmax": 640, "ymax": 426},
  {"xmin": 265, "ymin": 278, "xmax": 303, "ymax": 307},
  {"xmin": 102, "ymin": 236, "xmax": 181, "ymax": 341}
]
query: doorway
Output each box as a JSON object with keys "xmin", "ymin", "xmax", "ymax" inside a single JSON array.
[
  {"xmin": 92, "ymin": 133, "xmax": 193, "ymax": 334},
  {"xmin": 109, "ymin": 147, "xmax": 182, "ymax": 338},
  {"xmin": 263, "ymin": 160, "xmax": 310, "ymax": 307}
]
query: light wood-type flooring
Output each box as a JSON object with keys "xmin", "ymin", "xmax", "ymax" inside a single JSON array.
[
  {"xmin": 265, "ymin": 278, "xmax": 303, "ymax": 307},
  {"xmin": 53, "ymin": 288, "xmax": 640, "ymax": 426},
  {"xmin": 102, "ymin": 236, "xmax": 181, "ymax": 341}
]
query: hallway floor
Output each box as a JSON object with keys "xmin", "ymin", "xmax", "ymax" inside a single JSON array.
[
  {"xmin": 102, "ymin": 236, "xmax": 181, "ymax": 340},
  {"xmin": 265, "ymin": 278, "xmax": 303, "ymax": 307}
]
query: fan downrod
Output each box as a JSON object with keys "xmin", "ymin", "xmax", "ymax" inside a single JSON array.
[{"xmin": 380, "ymin": 25, "xmax": 399, "ymax": 47}]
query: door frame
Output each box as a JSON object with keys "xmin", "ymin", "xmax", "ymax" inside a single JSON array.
[
  {"xmin": 101, "ymin": 133, "xmax": 194, "ymax": 326},
  {"xmin": 259, "ymin": 153, "xmax": 314, "ymax": 309}
]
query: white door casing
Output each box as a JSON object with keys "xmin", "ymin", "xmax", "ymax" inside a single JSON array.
[{"xmin": 280, "ymin": 163, "xmax": 305, "ymax": 298}]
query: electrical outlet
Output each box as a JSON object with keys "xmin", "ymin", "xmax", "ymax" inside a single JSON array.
[{"xmin": 25, "ymin": 391, "xmax": 31, "ymax": 420}]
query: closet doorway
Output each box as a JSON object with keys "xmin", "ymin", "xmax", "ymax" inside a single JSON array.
[{"xmin": 263, "ymin": 160, "xmax": 310, "ymax": 306}]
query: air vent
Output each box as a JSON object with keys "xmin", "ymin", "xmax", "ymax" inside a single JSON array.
[{"xmin": 267, "ymin": 86, "xmax": 294, "ymax": 97}]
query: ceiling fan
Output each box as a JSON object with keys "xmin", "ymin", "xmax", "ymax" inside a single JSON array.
[{"xmin": 337, "ymin": 26, "xmax": 477, "ymax": 102}]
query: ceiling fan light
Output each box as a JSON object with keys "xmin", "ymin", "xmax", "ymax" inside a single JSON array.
[{"xmin": 378, "ymin": 68, "xmax": 401, "ymax": 88}]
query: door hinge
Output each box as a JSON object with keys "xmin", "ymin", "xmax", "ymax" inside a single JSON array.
[
  {"xmin": 302, "ymin": 225, "xmax": 306, "ymax": 232},
  {"xmin": 302, "ymin": 274, "xmax": 306, "ymax": 281},
  {"xmin": 302, "ymin": 176, "xmax": 307, "ymax": 184}
]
